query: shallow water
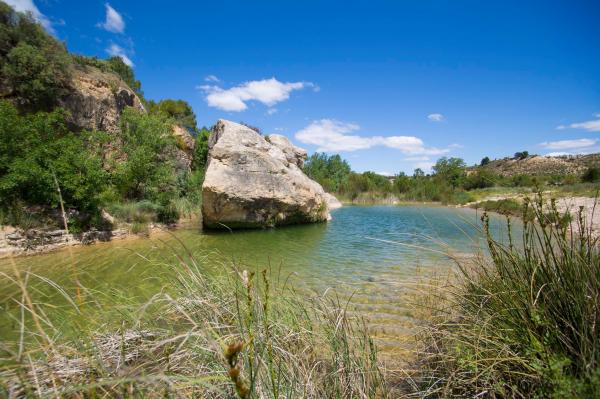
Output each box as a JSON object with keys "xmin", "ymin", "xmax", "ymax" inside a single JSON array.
[{"xmin": 0, "ymin": 205, "xmax": 515, "ymax": 356}]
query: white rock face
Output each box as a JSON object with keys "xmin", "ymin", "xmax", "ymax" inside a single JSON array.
[
  {"xmin": 324, "ymin": 193, "xmax": 343, "ymax": 210},
  {"xmin": 202, "ymin": 120, "xmax": 330, "ymax": 229}
]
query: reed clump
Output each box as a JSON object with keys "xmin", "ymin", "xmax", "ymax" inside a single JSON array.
[
  {"xmin": 0, "ymin": 247, "xmax": 387, "ymax": 398},
  {"xmin": 412, "ymin": 195, "xmax": 600, "ymax": 398}
]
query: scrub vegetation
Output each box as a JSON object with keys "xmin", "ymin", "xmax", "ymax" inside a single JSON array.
[
  {"xmin": 304, "ymin": 152, "xmax": 600, "ymax": 205},
  {"xmin": 408, "ymin": 196, "xmax": 600, "ymax": 398}
]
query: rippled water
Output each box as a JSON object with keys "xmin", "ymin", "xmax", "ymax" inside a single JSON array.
[{"xmin": 0, "ymin": 205, "xmax": 515, "ymax": 356}]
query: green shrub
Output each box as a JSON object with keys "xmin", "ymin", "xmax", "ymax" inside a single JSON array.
[
  {"xmin": 0, "ymin": 101, "xmax": 107, "ymax": 221},
  {"xmin": 472, "ymin": 198, "xmax": 523, "ymax": 216},
  {"xmin": 0, "ymin": 3, "xmax": 72, "ymax": 111},
  {"xmin": 582, "ymin": 167, "xmax": 600, "ymax": 183}
]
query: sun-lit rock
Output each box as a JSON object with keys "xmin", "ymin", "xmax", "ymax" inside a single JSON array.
[{"xmin": 201, "ymin": 120, "xmax": 330, "ymax": 229}]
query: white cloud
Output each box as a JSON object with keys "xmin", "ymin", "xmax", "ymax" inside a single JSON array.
[
  {"xmin": 545, "ymin": 152, "xmax": 571, "ymax": 157},
  {"xmin": 99, "ymin": 3, "xmax": 125, "ymax": 33},
  {"xmin": 376, "ymin": 171, "xmax": 394, "ymax": 177},
  {"xmin": 205, "ymin": 75, "xmax": 220, "ymax": 82},
  {"xmin": 266, "ymin": 108, "xmax": 278, "ymax": 115},
  {"xmin": 106, "ymin": 44, "xmax": 133, "ymax": 67},
  {"xmin": 198, "ymin": 78, "xmax": 312, "ymax": 112},
  {"xmin": 295, "ymin": 119, "xmax": 451, "ymax": 155},
  {"xmin": 427, "ymin": 113, "xmax": 445, "ymax": 122},
  {"xmin": 539, "ymin": 138, "xmax": 597, "ymax": 150},
  {"xmin": 5, "ymin": 0, "xmax": 54, "ymax": 33},
  {"xmin": 556, "ymin": 114, "xmax": 600, "ymax": 132}
]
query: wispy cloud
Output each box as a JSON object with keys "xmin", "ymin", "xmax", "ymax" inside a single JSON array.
[
  {"xmin": 295, "ymin": 119, "xmax": 450, "ymax": 155},
  {"xmin": 106, "ymin": 43, "xmax": 133, "ymax": 67},
  {"xmin": 5, "ymin": 0, "xmax": 54, "ymax": 33},
  {"xmin": 556, "ymin": 114, "xmax": 600, "ymax": 132},
  {"xmin": 539, "ymin": 138, "xmax": 597, "ymax": 151},
  {"xmin": 197, "ymin": 78, "xmax": 315, "ymax": 112},
  {"xmin": 204, "ymin": 75, "xmax": 220, "ymax": 82},
  {"xmin": 427, "ymin": 113, "xmax": 445, "ymax": 122},
  {"xmin": 98, "ymin": 3, "xmax": 125, "ymax": 33},
  {"xmin": 266, "ymin": 108, "xmax": 278, "ymax": 115}
]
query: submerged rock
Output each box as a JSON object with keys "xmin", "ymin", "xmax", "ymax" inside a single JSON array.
[{"xmin": 202, "ymin": 120, "xmax": 330, "ymax": 229}]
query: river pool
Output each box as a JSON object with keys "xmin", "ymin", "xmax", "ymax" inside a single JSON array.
[{"xmin": 0, "ymin": 205, "xmax": 513, "ymax": 356}]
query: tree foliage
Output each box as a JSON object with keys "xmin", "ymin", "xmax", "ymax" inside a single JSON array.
[
  {"xmin": 0, "ymin": 2, "xmax": 72, "ymax": 110},
  {"xmin": 146, "ymin": 99, "xmax": 197, "ymax": 129},
  {"xmin": 303, "ymin": 153, "xmax": 351, "ymax": 193},
  {"xmin": 0, "ymin": 101, "xmax": 107, "ymax": 214},
  {"xmin": 111, "ymin": 108, "xmax": 179, "ymax": 204},
  {"xmin": 192, "ymin": 127, "xmax": 211, "ymax": 170},
  {"xmin": 432, "ymin": 157, "xmax": 467, "ymax": 189}
]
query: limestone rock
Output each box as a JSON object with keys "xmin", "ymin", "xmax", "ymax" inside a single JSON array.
[
  {"xmin": 58, "ymin": 65, "xmax": 145, "ymax": 133},
  {"xmin": 172, "ymin": 125, "xmax": 196, "ymax": 171},
  {"xmin": 202, "ymin": 120, "xmax": 330, "ymax": 229}
]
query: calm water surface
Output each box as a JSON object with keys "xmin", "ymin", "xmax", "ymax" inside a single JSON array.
[{"xmin": 0, "ymin": 205, "xmax": 514, "ymax": 356}]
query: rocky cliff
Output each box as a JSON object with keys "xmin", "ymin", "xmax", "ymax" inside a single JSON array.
[
  {"xmin": 58, "ymin": 64, "xmax": 195, "ymax": 172},
  {"xmin": 58, "ymin": 64, "xmax": 146, "ymax": 133},
  {"xmin": 202, "ymin": 120, "xmax": 330, "ymax": 229}
]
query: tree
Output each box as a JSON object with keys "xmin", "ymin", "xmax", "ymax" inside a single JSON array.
[
  {"xmin": 393, "ymin": 172, "xmax": 411, "ymax": 193},
  {"xmin": 0, "ymin": 101, "xmax": 107, "ymax": 214},
  {"xmin": 112, "ymin": 108, "xmax": 178, "ymax": 203},
  {"xmin": 514, "ymin": 151, "xmax": 529, "ymax": 160},
  {"xmin": 192, "ymin": 127, "xmax": 211, "ymax": 170},
  {"xmin": 147, "ymin": 99, "xmax": 197, "ymax": 130},
  {"xmin": 303, "ymin": 153, "xmax": 351, "ymax": 193},
  {"xmin": 432, "ymin": 157, "xmax": 466, "ymax": 189},
  {"xmin": 0, "ymin": 3, "xmax": 72, "ymax": 111},
  {"xmin": 480, "ymin": 156, "xmax": 491, "ymax": 166},
  {"xmin": 413, "ymin": 168, "xmax": 425, "ymax": 178}
]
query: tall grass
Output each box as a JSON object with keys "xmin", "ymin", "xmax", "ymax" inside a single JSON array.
[
  {"xmin": 0, "ymin": 244, "xmax": 387, "ymax": 398},
  {"xmin": 412, "ymin": 195, "xmax": 600, "ymax": 398}
]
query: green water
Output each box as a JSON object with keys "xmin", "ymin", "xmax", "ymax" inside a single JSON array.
[{"xmin": 0, "ymin": 205, "xmax": 514, "ymax": 356}]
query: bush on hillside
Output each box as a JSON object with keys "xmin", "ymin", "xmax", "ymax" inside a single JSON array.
[
  {"xmin": 582, "ymin": 167, "xmax": 600, "ymax": 183},
  {"xmin": 0, "ymin": 101, "xmax": 107, "ymax": 222},
  {"xmin": 0, "ymin": 3, "xmax": 72, "ymax": 110}
]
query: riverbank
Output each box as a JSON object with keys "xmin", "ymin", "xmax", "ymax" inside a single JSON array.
[{"xmin": 0, "ymin": 221, "xmax": 186, "ymax": 259}]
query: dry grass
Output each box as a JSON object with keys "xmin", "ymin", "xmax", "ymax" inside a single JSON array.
[{"xmin": 0, "ymin": 241, "xmax": 387, "ymax": 398}]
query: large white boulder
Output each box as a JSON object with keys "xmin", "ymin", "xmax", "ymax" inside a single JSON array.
[{"xmin": 201, "ymin": 120, "xmax": 330, "ymax": 229}]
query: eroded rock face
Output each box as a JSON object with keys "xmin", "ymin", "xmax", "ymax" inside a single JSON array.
[
  {"xmin": 202, "ymin": 120, "xmax": 330, "ymax": 229},
  {"xmin": 172, "ymin": 125, "xmax": 196, "ymax": 171},
  {"xmin": 58, "ymin": 65, "xmax": 145, "ymax": 133}
]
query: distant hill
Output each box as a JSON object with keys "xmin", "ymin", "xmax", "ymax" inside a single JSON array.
[{"xmin": 468, "ymin": 154, "xmax": 600, "ymax": 177}]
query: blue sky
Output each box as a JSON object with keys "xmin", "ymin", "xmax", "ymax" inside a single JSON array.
[{"xmin": 8, "ymin": 0, "xmax": 600, "ymax": 174}]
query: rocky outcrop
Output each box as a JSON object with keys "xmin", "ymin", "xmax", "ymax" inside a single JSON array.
[
  {"xmin": 58, "ymin": 65, "xmax": 145, "ymax": 133},
  {"xmin": 0, "ymin": 227, "xmax": 129, "ymax": 258},
  {"xmin": 172, "ymin": 125, "xmax": 196, "ymax": 171},
  {"xmin": 202, "ymin": 120, "xmax": 330, "ymax": 229}
]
